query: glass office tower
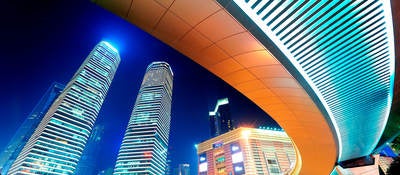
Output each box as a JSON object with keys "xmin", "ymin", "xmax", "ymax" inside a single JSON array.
[
  {"xmin": 74, "ymin": 125, "xmax": 105, "ymax": 175},
  {"xmin": 175, "ymin": 164, "xmax": 190, "ymax": 175},
  {"xmin": 8, "ymin": 41, "xmax": 120, "ymax": 174},
  {"xmin": 114, "ymin": 61, "xmax": 173, "ymax": 175},
  {"xmin": 0, "ymin": 82, "xmax": 65, "ymax": 174},
  {"xmin": 209, "ymin": 98, "xmax": 233, "ymax": 137}
]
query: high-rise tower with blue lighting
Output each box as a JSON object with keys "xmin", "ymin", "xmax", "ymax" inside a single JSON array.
[
  {"xmin": 113, "ymin": 61, "xmax": 173, "ymax": 175},
  {"xmin": 0, "ymin": 82, "xmax": 65, "ymax": 174},
  {"xmin": 8, "ymin": 41, "xmax": 120, "ymax": 174}
]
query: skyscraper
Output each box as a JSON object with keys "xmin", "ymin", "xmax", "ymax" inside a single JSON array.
[
  {"xmin": 8, "ymin": 41, "xmax": 120, "ymax": 174},
  {"xmin": 74, "ymin": 125, "xmax": 105, "ymax": 175},
  {"xmin": 174, "ymin": 164, "xmax": 190, "ymax": 175},
  {"xmin": 165, "ymin": 151, "xmax": 173, "ymax": 175},
  {"xmin": 113, "ymin": 61, "xmax": 173, "ymax": 175},
  {"xmin": 209, "ymin": 98, "xmax": 233, "ymax": 137},
  {"xmin": 0, "ymin": 82, "xmax": 65, "ymax": 174}
]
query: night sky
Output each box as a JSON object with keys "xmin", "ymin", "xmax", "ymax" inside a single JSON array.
[{"xmin": 0, "ymin": 0, "xmax": 279, "ymax": 173}]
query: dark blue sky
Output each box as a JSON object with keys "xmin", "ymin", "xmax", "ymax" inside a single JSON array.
[{"xmin": 0, "ymin": 0, "xmax": 279, "ymax": 173}]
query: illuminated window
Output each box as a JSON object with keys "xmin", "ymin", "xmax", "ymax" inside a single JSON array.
[
  {"xmin": 269, "ymin": 167, "xmax": 280, "ymax": 173},
  {"xmin": 267, "ymin": 159, "xmax": 277, "ymax": 164}
]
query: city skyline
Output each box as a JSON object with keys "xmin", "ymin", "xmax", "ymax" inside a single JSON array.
[
  {"xmin": 0, "ymin": 1, "xmax": 276, "ymax": 174},
  {"xmin": 0, "ymin": 37, "xmax": 272, "ymax": 174},
  {"xmin": 0, "ymin": 0, "xmax": 399, "ymax": 174},
  {"xmin": 93, "ymin": 0, "xmax": 398, "ymax": 174}
]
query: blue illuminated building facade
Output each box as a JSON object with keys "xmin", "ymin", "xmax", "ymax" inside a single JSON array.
[
  {"xmin": 74, "ymin": 125, "xmax": 105, "ymax": 175},
  {"xmin": 209, "ymin": 98, "xmax": 233, "ymax": 137},
  {"xmin": 174, "ymin": 164, "xmax": 190, "ymax": 175},
  {"xmin": 113, "ymin": 61, "xmax": 173, "ymax": 175},
  {"xmin": 0, "ymin": 82, "xmax": 65, "ymax": 174},
  {"xmin": 8, "ymin": 41, "xmax": 120, "ymax": 174}
]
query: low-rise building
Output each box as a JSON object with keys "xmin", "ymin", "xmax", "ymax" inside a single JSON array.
[{"xmin": 197, "ymin": 127, "xmax": 296, "ymax": 175}]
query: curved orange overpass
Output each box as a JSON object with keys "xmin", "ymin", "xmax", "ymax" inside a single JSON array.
[{"xmin": 94, "ymin": 0, "xmax": 338, "ymax": 174}]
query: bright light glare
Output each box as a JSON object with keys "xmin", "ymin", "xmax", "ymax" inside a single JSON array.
[
  {"xmin": 101, "ymin": 41, "xmax": 118, "ymax": 53},
  {"xmin": 241, "ymin": 130, "xmax": 251, "ymax": 139},
  {"xmin": 199, "ymin": 162, "xmax": 207, "ymax": 172},
  {"xmin": 232, "ymin": 152, "xmax": 243, "ymax": 163},
  {"xmin": 231, "ymin": 145, "xmax": 239, "ymax": 152}
]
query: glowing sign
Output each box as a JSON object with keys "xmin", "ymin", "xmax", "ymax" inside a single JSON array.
[
  {"xmin": 199, "ymin": 162, "xmax": 207, "ymax": 172},
  {"xmin": 213, "ymin": 141, "xmax": 223, "ymax": 148},
  {"xmin": 234, "ymin": 166, "xmax": 243, "ymax": 172},
  {"xmin": 231, "ymin": 145, "xmax": 239, "ymax": 152},
  {"xmin": 232, "ymin": 152, "xmax": 243, "ymax": 163}
]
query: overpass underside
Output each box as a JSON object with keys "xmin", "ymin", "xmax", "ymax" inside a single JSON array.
[{"xmin": 93, "ymin": 0, "xmax": 396, "ymax": 174}]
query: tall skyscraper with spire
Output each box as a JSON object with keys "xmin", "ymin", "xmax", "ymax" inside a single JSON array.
[
  {"xmin": 113, "ymin": 61, "xmax": 173, "ymax": 175},
  {"xmin": 0, "ymin": 82, "xmax": 64, "ymax": 174},
  {"xmin": 8, "ymin": 41, "xmax": 120, "ymax": 174},
  {"xmin": 209, "ymin": 98, "xmax": 233, "ymax": 137}
]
